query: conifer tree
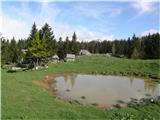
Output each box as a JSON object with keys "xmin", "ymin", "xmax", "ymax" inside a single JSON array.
[
  {"xmin": 131, "ymin": 47, "xmax": 140, "ymax": 59},
  {"xmin": 9, "ymin": 37, "xmax": 19, "ymax": 63},
  {"xmin": 1, "ymin": 39, "xmax": 11, "ymax": 64},
  {"xmin": 64, "ymin": 36, "xmax": 70, "ymax": 53},
  {"xmin": 71, "ymin": 32, "xmax": 80, "ymax": 55},
  {"xmin": 27, "ymin": 22, "xmax": 37, "ymax": 47},
  {"xmin": 57, "ymin": 37, "xmax": 66, "ymax": 60},
  {"xmin": 112, "ymin": 42, "xmax": 116, "ymax": 56},
  {"xmin": 27, "ymin": 31, "xmax": 48, "ymax": 67},
  {"xmin": 40, "ymin": 23, "xmax": 56, "ymax": 56}
]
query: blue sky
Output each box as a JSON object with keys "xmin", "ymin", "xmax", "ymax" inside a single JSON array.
[{"xmin": 1, "ymin": 0, "xmax": 159, "ymax": 41}]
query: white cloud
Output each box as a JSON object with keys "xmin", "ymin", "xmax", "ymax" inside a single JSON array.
[
  {"xmin": 1, "ymin": 3, "xmax": 32, "ymax": 39},
  {"xmin": 35, "ymin": 2, "xmax": 60, "ymax": 28},
  {"xmin": 74, "ymin": 3, "xmax": 122, "ymax": 19},
  {"xmin": 129, "ymin": 1, "xmax": 156, "ymax": 21},
  {"xmin": 1, "ymin": 15, "xmax": 29, "ymax": 39},
  {"xmin": 1, "ymin": 1, "xmax": 113, "ymax": 41},
  {"xmin": 1, "ymin": 2, "xmax": 60, "ymax": 40},
  {"xmin": 132, "ymin": 1, "xmax": 154, "ymax": 15},
  {"xmin": 55, "ymin": 24, "xmax": 113, "ymax": 41},
  {"xmin": 38, "ymin": 2, "xmax": 113, "ymax": 41},
  {"xmin": 140, "ymin": 29, "xmax": 159, "ymax": 36}
]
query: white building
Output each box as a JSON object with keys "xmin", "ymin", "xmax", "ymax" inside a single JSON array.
[
  {"xmin": 21, "ymin": 49, "xmax": 28, "ymax": 54},
  {"xmin": 79, "ymin": 50, "xmax": 91, "ymax": 55},
  {"xmin": 51, "ymin": 55, "xmax": 59, "ymax": 63},
  {"xmin": 106, "ymin": 53, "xmax": 112, "ymax": 57},
  {"xmin": 66, "ymin": 54, "xmax": 76, "ymax": 62}
]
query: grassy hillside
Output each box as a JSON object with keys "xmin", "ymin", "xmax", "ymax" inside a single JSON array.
[{"xmin": 2, "ymin": 56, "xmax": 160, "ymax": 119}]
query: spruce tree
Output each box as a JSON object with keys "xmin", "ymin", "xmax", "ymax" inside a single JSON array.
[
  {"xmin": 64, "ymin": 36, "xmax": 70, "ymax": 54},
  {"xmin": 27, "ymin": 22, "xmax": 37, "ymax": 47},
  {"xmin": 27, "ymin": 31, "xmax": 48, "ymax": 67},
  {"xmin": 40, "ymin": 23, "xmax": 56, "ymax": 56},
  {"xmin": 1, "ymin": 39, "xmax": 11, "ymax": 64},
  {"xmin": 72, "ymin": 32, "xmax": 77, "ymax": 42},
  {"xmin": 71, "ymin": 32, "xmax": 80, "ymax": 55},
  {"xmin": 57, "ymin": 37, "xmax": 66, "ymax": 60},
  {"xmin": 9, "ymin": 37, "xmax": 19, "ymax": 63},
  {"xmin": 131, "ymin": 47, "xmax": 140, "ymax": 59},
  {"xmin": 112, "ymin": 42, "xmax": 116, "ymax": 56}
]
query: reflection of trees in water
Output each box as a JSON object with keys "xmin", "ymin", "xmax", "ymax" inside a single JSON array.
[
  {"xmin": 63, "ymin": 74, "xmax": 69, "ymax": 83},
  {"xmin": 70, "ymin": 74, "xmax": 77, "ymax": 87},
  {"xmin": 63, "ymin": 74, "xmax": 77, "ymax": 88},
  {"xmin": 129, "ymin": 77, "xmax": 159, "ymax": 95},
  {"xmin": 129, "ymin": 77, "xmax": 134, "ymax": 85},
  {"xmin": 144, "ymin": 80, "xmax": 159, "ymax": 95}
]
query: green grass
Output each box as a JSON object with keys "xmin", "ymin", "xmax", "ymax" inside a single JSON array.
[{"xmin": 2, "ymin": 56, "xmax": 160, "ymax": 119}]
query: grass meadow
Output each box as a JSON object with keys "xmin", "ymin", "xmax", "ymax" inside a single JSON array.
[{"xmin": 2, "ymin": 56, "xmax": 160, "ymax": 119}]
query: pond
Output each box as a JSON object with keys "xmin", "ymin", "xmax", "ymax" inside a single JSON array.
[{"xmin": 54, "ymin": 74, "xmax": 160, "ymax": 108}]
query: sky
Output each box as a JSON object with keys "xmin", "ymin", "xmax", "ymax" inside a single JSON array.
[{"xmin": 0, "ymin": 0, "xmax": 159, "ymax": 41}]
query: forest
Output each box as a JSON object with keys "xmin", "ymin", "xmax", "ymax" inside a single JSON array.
[{"xmin": 1, "ymin": 22, "xmax": 160, "ymax": 67}]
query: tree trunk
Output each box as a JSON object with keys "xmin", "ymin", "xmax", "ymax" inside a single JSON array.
[
  {"xmin": 36, "ymin": 58, "xmax": 39, "ymax": 67},
  {"xmin": 33, "ymin": 59, "xmax": 36, "ymax": 68}
]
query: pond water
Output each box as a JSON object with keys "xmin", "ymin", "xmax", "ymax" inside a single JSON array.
[{"xmin": 54, "ymin": 74, "xmax": 160, "ymax": 107}]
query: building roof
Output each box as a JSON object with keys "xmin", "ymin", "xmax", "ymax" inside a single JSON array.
[
  {"xmin": 52, "ymin": 55, "xmax": 59, "ymax": 59},
  {"xmin": 79, "ymin": 49, "xmax": 91, "ymax": 55},
  {"xmin": 21, "ymin": 49, "xmax": 28, "ymax": 54}
]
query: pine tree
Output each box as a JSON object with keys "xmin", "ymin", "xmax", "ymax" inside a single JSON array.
[
  {"xmin": 1, "ymin": 39, "xmax": 11, "ymax": 64},
  {"xmin": 131, "ymin": 47, "xmax": 140, "ymax": 59},
  {"xmin": 64, "ymin": 36, "xmax": 70, "ymax": 53},
  {"xmin": 57, "ymin": 37, "xmax": 66, "ymax": 60},
  {"xmin": 27, "ymin": 31, "xmax": 48, "ymax": 68},
  {"xmin": 112, "ymin": 42, "xmax": 116, "ymax": 56},
  {"xmin": 40, "ymin": 23, "xmax": 56, "ymax": 56},
  {"xmin": 126, "ymin": 37, "xmax": 132, "ymax": 58},
  {"xmin": 71, "ymin": 32, "xmax": 80, "ymax": 55},
  {"xmin": 72, "ymin": 32, "xmax": 77, "ymax": 42},
  {"xmin": 144, "ymin": 33, "xmax": 160, "ymax": 59},
  {"xmin": 9, "ymin": 37, "xmax": 19, "ymax": 63},
  {"xmin": 27, "ymin": 22, "xmax": 37, "ymax": 47},
  {"xmin": 152, "ymin": 33, "xmax": 160, "ymax": 59}
]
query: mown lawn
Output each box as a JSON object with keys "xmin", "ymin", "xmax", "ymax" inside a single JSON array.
[{"xmin": 2, "ymin": 56, "xmax": 160, "ymax": 119}]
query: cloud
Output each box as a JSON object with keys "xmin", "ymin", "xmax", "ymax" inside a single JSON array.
[
  {"xmin": 128, "ymin": 1, "xmax": 156, "ymax": 21},
  {"xmin": 1, "ymin": 15, "xmax": 29, "ymax": 39},
  {"xmin": 54, "ymin": 24, "xmax": 113, "ymax": 41},
  {"xmin": 35, "ymin": 2, "xmax": 60, "ymax": 28},
  {"xmin": 1, "ymin": 1, "xmax": 113, "ymax": 41},
  {"xmin": 1, "ymin": 2, "xmax": 60, "ymax": 40},
  {"xmin": 132, "ymin": 1, "xmax": 155, "ymax": 15},
  {"xmin": 1, "ymin": 2, "xmax": 33, "ymax": 39},
  {"xmin": 74, "ymin": 2, "xmax": 122, "ymax": 19},
  {"xmin": 140, "ymin": 29, "xmax": 159, "ymax": 36}
]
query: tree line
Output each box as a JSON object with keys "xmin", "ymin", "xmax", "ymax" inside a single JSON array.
[
  {"xmin": 82, "ymin": 33, "xmax": 160, "ymax": 59},
  {"xmin": 1, "ymin": 23, "xmax": 80, "ymax": 67},
  {"xmin": 1, "ymin": 22, "xmax": 160, "ymax": 67}
]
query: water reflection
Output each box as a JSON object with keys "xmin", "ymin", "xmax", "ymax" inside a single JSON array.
[
  {"xmin": 55, "ymin": 74, "xmax": 160, "ymax": 107},
  {"xmin": 63, "ymin": 74, "xmax": 77, "ymax": 88},
  {"xmin": 129, "ymin": 76, "xmax": 134, "ymax": 85},
  {"xmin": 144, "ymin": 81, "xmax": 159, "ymax": 95}
]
